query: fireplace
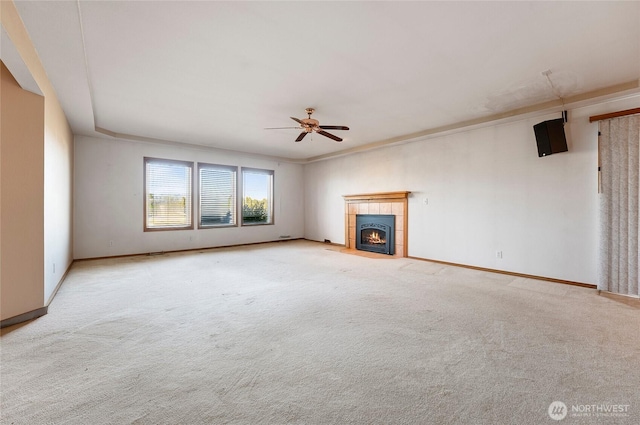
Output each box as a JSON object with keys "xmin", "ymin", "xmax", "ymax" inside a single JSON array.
[
  {"xmin": 343, "ymin": 191, "xmax": 409, "ymax": 257},
  {"xmin": 356, "ymin": 214, "xmax": 395, "ymax": 255}
]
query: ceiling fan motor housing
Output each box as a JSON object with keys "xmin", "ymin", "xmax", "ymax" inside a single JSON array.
[{"xmin": 301, "ymin": 118, "xmax": 320, "ymax": 128}]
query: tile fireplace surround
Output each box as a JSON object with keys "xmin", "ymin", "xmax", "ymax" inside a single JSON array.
[{"xmin": 343, "ymin": 192, "xmax": 410, "ymax": 257}]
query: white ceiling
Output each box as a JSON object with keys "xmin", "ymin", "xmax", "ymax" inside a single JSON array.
[{"xmin": 12, "ymin": 1, "xmax": 640, "ymax": 161}]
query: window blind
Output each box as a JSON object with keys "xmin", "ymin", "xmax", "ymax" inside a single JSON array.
[
  {"xmin": 144, "ymin": 158, "xmax": 193, "ymax": 230},
  {"xmin": 199, "ymin": 164, "xmax": 237, "ymax": 227}
]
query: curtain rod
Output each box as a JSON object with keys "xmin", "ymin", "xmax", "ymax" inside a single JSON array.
[{"xmin": 589, "ymin": 107, "xmax": 640, "ymax": 122}]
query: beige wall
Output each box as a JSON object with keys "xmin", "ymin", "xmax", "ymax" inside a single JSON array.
[
  {"xmin": 1, "ymin": 62, "xmax": 45, "ymax": 320},
  {"xmin": 1, "ymin": 0, "xmax": 74, "ymax": 322},
  {"xmin": 304, "ymin": 95, "xmax": 640, "ymax": 285},
  {"xmin": 74, "ymin": 135, "xmax": 305, "ymax": 259}
]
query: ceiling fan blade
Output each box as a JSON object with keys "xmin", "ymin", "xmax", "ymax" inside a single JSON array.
[
  {"xmin": 317, "ymin": 129, "xmax": 343, "ymax": 142},
  {"xmin": 264, "ymin": 127, "xmax": 300, "ymax": 130},
  {"xmin": 319, "ymin": 125, "xmax": 349, "ymax": 131},
  {"xmin": 290, "ymin": 117, "xmax": 303, "ymax": 125},
  {"xmin": 295, "ymin": 132, "xmax": 308, "ymax": 142}
]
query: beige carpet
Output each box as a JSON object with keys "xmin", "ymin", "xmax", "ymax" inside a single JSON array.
[{"xmin": 1, "ymin": 240, "xmax": 638, "ymax": 424}]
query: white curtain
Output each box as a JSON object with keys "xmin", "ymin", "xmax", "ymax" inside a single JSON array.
[{"xmin": 598, "ymin": 114, "xmax": 640, "ymax": 296}]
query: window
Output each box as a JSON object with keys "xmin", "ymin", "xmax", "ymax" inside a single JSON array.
[
  {"xmin": 144, "ymin": 157, "xmax": 193, "ymax": 231},
  {"xmin": 242, "ymin": 168, "xmax": 273, "ymax": 225},
  {"xmin": 199, "ymin": 163, "xmax": 237, "ymax": 228}
]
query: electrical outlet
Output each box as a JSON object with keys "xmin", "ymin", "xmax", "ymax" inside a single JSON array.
[
  {"xmin": 109, "ymin": 241, "xmax": 113, "ymax": 247},
  {"xmin": 496, "ymin": 251, "xmax": 503, "ymax": 259},
  {"xmin": 53, "ymin": 263, "xmax": 56, "ymax": 273}
]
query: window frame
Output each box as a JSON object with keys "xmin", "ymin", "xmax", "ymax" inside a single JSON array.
[
  {"xmin": 143, "ymin": 157, "xmax": 194, "ymax": 232},
  {"xmin": 241, "ymin": 167, "xmax": 274, "ymax": 226},
  {"xmin": 197, "ymin": 162, "xmax": 238, "ymax": 229}
]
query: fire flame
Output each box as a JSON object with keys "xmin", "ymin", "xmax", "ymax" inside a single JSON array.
[{"xmin": 365, "ymin": 231, "xmax": 385, "ymax": 245}]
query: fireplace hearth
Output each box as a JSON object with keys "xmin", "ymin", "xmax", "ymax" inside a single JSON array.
[{"xmin": 356, "ymin": 214, "xmax": 395, "ymax": 255}]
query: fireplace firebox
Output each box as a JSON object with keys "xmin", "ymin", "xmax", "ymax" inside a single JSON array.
[{"xmin": 356, "ymin": 214, "xmax": 395, "ymax": 255}]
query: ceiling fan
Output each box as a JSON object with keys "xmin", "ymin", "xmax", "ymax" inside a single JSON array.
[{"xmin": 266, "ymin": 108, "xmax": 349, "ymax": 142}]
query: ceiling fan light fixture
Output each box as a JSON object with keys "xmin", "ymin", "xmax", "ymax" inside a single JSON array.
[{"xmin": 267, "ymin": 108, "xmax": 349, "ymax": 143}]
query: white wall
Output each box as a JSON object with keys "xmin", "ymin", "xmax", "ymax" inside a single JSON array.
[
  {"xmin": 74, "ymin": 135, "xmax": 304, "ymax": 259},
  {"xmin": 43, "ymin": 87, "xmax": 74, "ymax": 303},
  {"xmin": 304, "ymin": 95, "xmax": 640, "ymax": 284}
]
